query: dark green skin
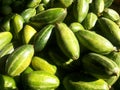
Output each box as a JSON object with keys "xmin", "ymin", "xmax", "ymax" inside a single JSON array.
[
  {"xmin": 34, "ymin": 24, "xmax": 54, "ymax": 52},
  {"xmin": 30, "ymin": 8, "xmax": 67, "ymax": 24},
  {"xmin": 113, "ymin": 77, "xmax": 120, "ymax": 90},
  {"xmin": 0, "ymin": 5, "xmax": 12, "ymax": 15},
  {"xmin": 1, "ymin": 0, "xmax": 13, "ymax": 5},
  {"xmin": 98, "ymin": 17, "xmax": 120, "ymax": 46},
  {"xmin": 1, "ymin": 14, "xmax": 13, "ymax": 31},
  {"xmin": 48, "ymin": 48, "xmax": 80, "ymax": 71},
  {"xmin": 56, "ymin": 23, "xmax": 80, "ymax": 60},
  {"xmin": 104, "ymin": 51, "xmax": 120, "ymax": 86},
  {"xmin": 11, "ymin": 14, "xmax": 24, "ymax": 40},
  {"xmin": 82, "ymin": 53, "xmax": 119, "ymax": 79},
  {"xmin": 103, "ymin": 0, "xmax": 113, "ymax": 8}
]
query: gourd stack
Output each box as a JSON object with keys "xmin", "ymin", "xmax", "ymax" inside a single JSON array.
[{"xmin": 0, "ymin": 0, "xmax": 120, "ymax": 90}]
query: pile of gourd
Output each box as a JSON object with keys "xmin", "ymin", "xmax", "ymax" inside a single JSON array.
[{"xmin": 0, "ymin": 0, "xmax": 120, "ymax": 90}]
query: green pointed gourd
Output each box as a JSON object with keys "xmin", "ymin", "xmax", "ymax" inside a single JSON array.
[
  {"xmin": 34, "ymin": 24, "xmax": 54, "ymax": 52},
  {"xmin": 63, "ymin": 72, "xmax": 109, "ymax": 90},
  {"xmin": 31, "ymin": 56, "xmax": 57, "ymax": 75},
  {"xmin": 30, "ymin": 8, "xmax": 67, "ymax": 24},
  {"xmin": 22, "ymin": 71, "xmax": 60, "ymax": 90},
  {"xmin": 82, "ymin": 53, "xmax": 120, "ymax": 79},
  {"xmin": 5, "ymin": 44, "xmax": 34, "ymax": 76},
  {"xmin": 55, "ymin": 22, "xmax": 80, "ymax": 60},
  {"xmin": 97, "ymin": 17, "xmax": 120, "ymax": 46},
  {"xmin": 75, "ymin": 30, "xmax": 115, "ymax": 54},
  {"xmin": 103, "ymin": 8, "xmax": 120, "ymax": 21},
  {"xmin": 73, "ymin": 0, "xmax": 89, "ymax": 23}
]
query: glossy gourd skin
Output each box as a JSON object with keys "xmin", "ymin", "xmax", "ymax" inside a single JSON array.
[
  {"xmin": 22, "ymin": 71, "xmax": 60, "ymax": 90},
  {"xmin": 5, "ymin": 45, "xmax": 34, "ymax": 77}
]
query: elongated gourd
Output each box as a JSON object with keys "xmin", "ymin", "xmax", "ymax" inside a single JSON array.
[{"xmin": 5, "ymin": 44, "xmax": 34, "ymax": 76}]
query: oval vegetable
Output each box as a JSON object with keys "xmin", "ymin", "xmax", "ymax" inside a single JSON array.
[
  {"xmin": 5, "ymin": 44, "xmax": 34, "ymax": 76},
  {"xmin": 0, "ymin": 32, "xmax": 12, "ymax": 51},
  {"xmin": 75, "ymin": 30, "xmax": 116, "ymax": 54},
  {"xmin": 73, "ymin": 0, "xmax": 89, "ymax": 23},
  {"xmin": 56, "ymin": 22, "xmax": 80, "ymax": 60},
  {"xmin": 31, "ymin": 56, "xmax": 57, "ymax": 74},
  {"xmin": 97, "ymin": 17, "xmax": 120, "ymax": 46},
  {"xmin": 63, "ymin": 72, "xmax": 109, "ymax": 90},
  {"xmin": 22, "ymin": 71, "xmax": 60, "ymax": 90},
  {"xmin": 11, "ymin": 13, "xmax": 24, "ymax": 39},
  {"xmin": 82, "ymin": 53, "xmax": 120, "ymax": 79},
  {"xmin": 30, "ymin": 8, "xmax": 67, "ymax": 24}
]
